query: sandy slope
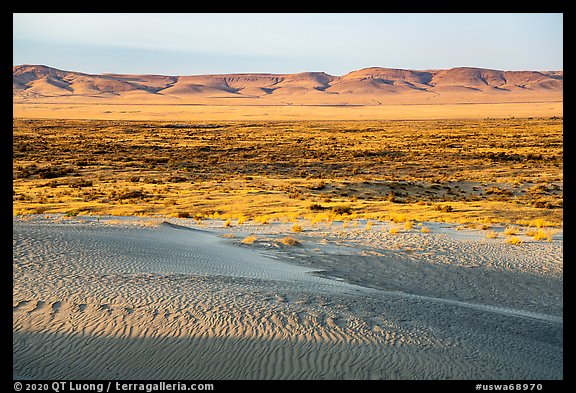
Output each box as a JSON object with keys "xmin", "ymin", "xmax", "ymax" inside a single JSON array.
[{"xmin": 13, "ymin": 216, "xmax": 562, "ymax": 380}]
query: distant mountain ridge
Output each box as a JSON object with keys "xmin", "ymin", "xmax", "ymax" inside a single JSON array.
[{"xmin": 13, "ymin": 64, "xmax": 563, "ymax": 106}]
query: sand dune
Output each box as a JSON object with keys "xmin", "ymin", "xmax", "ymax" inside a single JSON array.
[
  {"xmin": 13, "ymin": 65, "xmax": 562, "ymax": 106},
  {"xmin": 13, "ymin": 215, "xmax": 562, "ymax": 379}
]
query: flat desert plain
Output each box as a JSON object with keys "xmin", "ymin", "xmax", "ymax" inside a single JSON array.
[{"xmin": 13, "ymin": 65, "xmax": 563, "ymax": 380}]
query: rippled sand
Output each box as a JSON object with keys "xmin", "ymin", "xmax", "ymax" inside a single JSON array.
[{"xmin": 13, "ymin": 215, "xmax": 563, "ymax": 379}]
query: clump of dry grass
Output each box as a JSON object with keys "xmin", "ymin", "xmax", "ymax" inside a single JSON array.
[
  {"xmin": 224, "ymin": 219, "xmax": 231, "ymax": 227},
  {"xmin": 505, "ymin": 236, "xmax": 524, "ymax": 245},
  {"xmin": 292, "ymin": 223, "xmax": 303, "ymax": 232},
  {"xmin": 388, "ymin": 226, "xmax": 400, "ymax": 234},
  {"xmin": 365, "ymin": 221, "xmax": 373, "ymax": 230},
  {"xmin": 485, "ymin": 230, "xmax": 498, "ymax": 239},
  {"xmin": 254, "ymin": 215, "xmax": 270, "ymax": 225},
  {"xmin": 390, "ymin": 214, "xmax": 407, "ymax": 223},
  {"xmin": 504, "ymin": 226, "xmax": 518, "ymax": 236},
  {"xmin": 530, "ymin": 218, "xmax": 547, "ymax": 228},
  {"xmin": 237, "ymin": 216, "xmax": 247, "ymax": 225},
  {"xmin": 331, "ymin": 205, "xmax": 352, "ymax": 215},
  {"xmin": 279, "ymin": 236, "xmax": 300, "ymax": 246},
  {"xmin": 170, "ymin": 211, "xmax": 190, "ymax": 218},
  {"xmin": 242, "ymin": 235, "xmax": 258, "ymax": 244},
  {"xmin": 421, "ymin": 225, "xmax": 430, "ymax": 233},
  {"xmin": 531, "ymin": 229, "xmax": 553, "ymax": 242},
  {"xmin": 436, "ymin": 204, "xmax": 453, "ymax": 213},
  {"xmin": 403, "ymin": 220, "xmax": 413, "ymax": 230}
]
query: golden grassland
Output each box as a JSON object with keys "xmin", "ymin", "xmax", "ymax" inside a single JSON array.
[{"xmin": 13, "ymin": 117, "xmax": 562, "ymax": 227}]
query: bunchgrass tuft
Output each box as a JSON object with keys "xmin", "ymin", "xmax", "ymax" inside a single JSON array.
[
  {"xmin": 505, "ymin": 236, "xmax": 523, "ymax": 245},
  {"xmin": 531, "ymin": 229, "xmax": 553, "ymax": 242},
  {"xmin": 242, "ymin": 235, "xmax": 258, "ymax": 244},
  {"xmin": 255, "ymin": 215, "xmax": 270, "ymax": 225},
  {"xmin": 280, "ymin": 236, "xmax": 300, "ymax": 246},
  {"xmin": 485, "ymin": 230, "xmax": 498, "ymax": 239}
]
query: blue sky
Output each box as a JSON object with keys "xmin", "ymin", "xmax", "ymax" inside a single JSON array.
[{"xmin": 13, "ymin": 13, "xmax": 563, "ymax": 75}]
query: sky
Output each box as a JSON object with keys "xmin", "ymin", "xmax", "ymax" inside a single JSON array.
[{"xmin": 13, "ymin": 13, "xmax": 563, "ymax": 76}]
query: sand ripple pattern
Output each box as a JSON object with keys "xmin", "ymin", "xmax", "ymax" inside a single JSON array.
[{"xmin": 13, "ymin": 216, "xmax": 562, "ymax": 380}]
